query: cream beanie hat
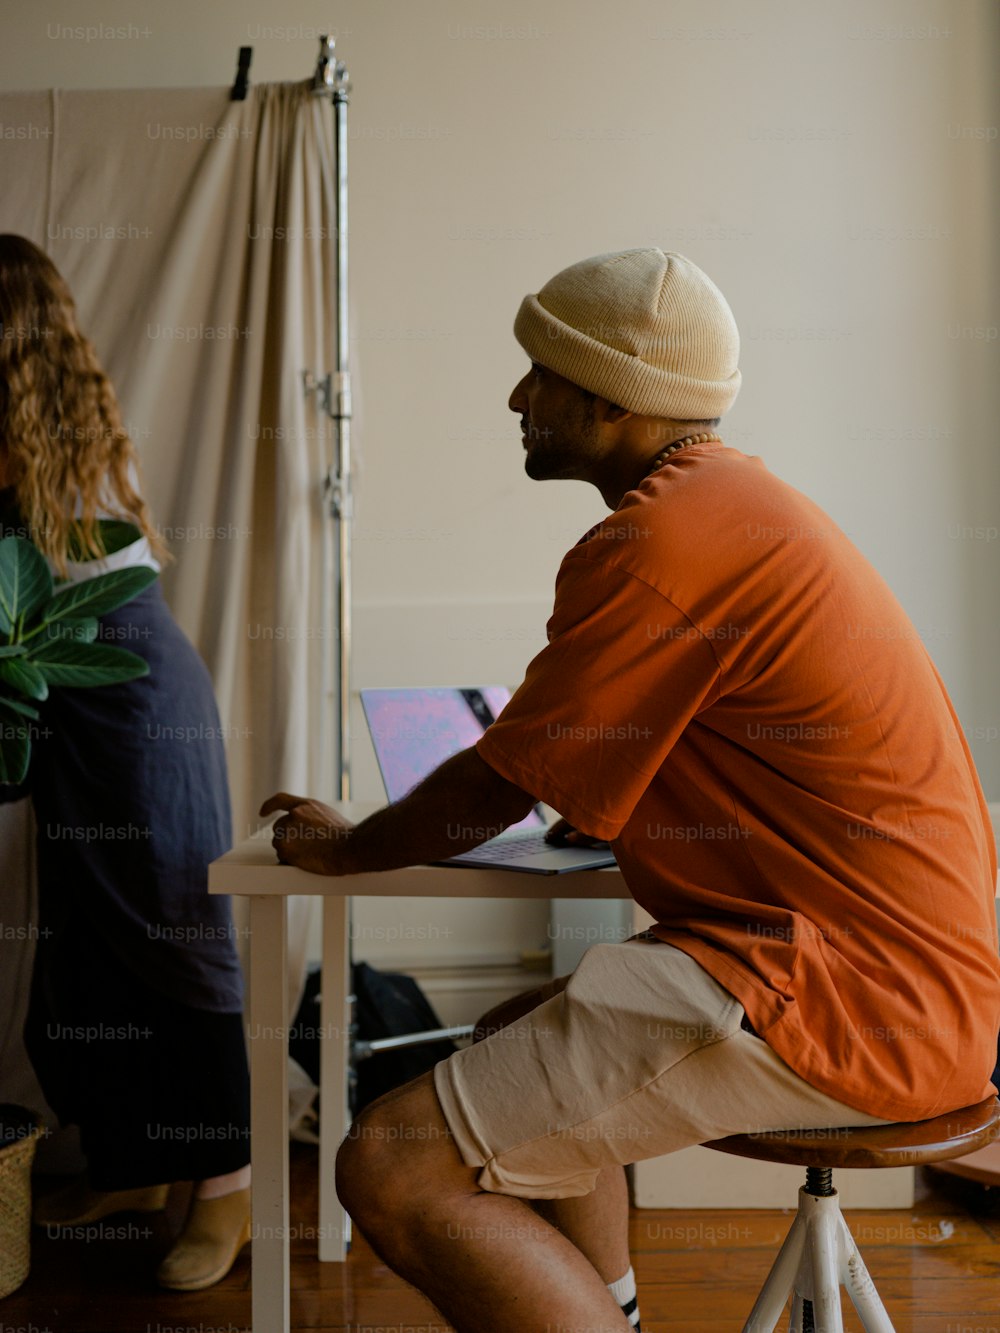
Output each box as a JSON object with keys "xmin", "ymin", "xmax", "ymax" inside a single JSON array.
[{"xmin": 514, "ymin": 249, "xmax": 741, "ymax": 420}]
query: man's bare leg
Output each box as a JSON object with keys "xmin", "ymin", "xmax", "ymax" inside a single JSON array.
[
  {"xmin": 336, "ymin": 1073, "xmax": 631, "ymax": 1333},
  {"xmin": 534, "ymin": 1165, "xmax": 631, "ymax": 1283}
]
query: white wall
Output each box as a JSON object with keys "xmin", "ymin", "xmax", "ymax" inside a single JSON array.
[{"xmin": 2, "ymin": 0, "xmax": 997, "ymax": 980}]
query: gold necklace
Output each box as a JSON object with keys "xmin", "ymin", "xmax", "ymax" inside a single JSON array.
[{"xmin": 648, "ymin": 431, "xmax": 721, "ymax": 474}]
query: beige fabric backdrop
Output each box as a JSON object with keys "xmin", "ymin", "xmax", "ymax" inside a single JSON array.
[{"xmin": 0, "ymin": 82, "xmax": 339, "ymax": 1120}]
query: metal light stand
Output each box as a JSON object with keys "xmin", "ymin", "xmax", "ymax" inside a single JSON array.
[
  {"xmin": 307, "ymin": 30, "xmax": 475, "ymax": 1182},
  {"xmin": 306, "ymin": 36, "xmax": 356, "ymax": 1268},
  {"xmin": 310, "ymin": 35, "xmax": 353, "ymax": 802}
]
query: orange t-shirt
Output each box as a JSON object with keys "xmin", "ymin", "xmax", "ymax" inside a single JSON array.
[{"xmin": 477, "ymin": 444, "xmax": 1000, "ymax": 1121}]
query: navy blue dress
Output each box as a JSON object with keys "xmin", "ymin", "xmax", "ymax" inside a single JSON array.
[
  {"xmin": 0, "ymin": 504, "xmax": 250, "ymax": 1186},
  {"xmin": 28, "ymin": 579, "xmax": 243, "ymax": 1013}
]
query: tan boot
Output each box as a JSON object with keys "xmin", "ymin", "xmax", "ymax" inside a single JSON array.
[
  {"xmin": 33, "ymin": 1175, "xmax": 170, "ymax": 1227},
  {"xmin": 156, "ymin": 1186, "xmax": 251, "ymax": 1291}
]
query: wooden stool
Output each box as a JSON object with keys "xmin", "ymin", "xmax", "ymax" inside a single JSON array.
[{"xmin": 704, "ymin": 1095, "xmax": 1000, "ymax": 1332}]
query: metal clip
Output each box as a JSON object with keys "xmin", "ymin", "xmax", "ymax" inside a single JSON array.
[
  {"xmin": 302, "ymin": 369, "xmax": 332, "ymax": 414},
  {"xmin": 312, "ymin": 36, "xmax": 351, "ymax": 99}
]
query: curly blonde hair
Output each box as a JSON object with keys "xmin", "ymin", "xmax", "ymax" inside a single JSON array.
[{"xmin": 0, "ymin": 234, "xmax": 168, "ymax": 577}]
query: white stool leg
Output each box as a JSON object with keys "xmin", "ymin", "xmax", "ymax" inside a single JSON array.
[
  {"xmin": 836, "ymin": 1213, "xmax": 895, "ymax": 1333},
  {"xmin": 742, "ymin": 1209, "xmax": 809, "ymax": 1332},
  {"xmin": 806, "ymin": 1196, "xmax": 845, "ymax": 1333},
  {"xmin": 742, "ymin": 1180, "xmax": 897, "ymax": 1333}
]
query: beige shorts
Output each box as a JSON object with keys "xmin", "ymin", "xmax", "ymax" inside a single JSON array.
[{"xmin": 434, "ymin": 937, "xmax": 889, "ymax": 1199}]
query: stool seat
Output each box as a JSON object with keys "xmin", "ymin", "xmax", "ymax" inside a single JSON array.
[
  {"xmin": 702, "ymin": 1096, "xmax": 1000, "ymax": 1331},
  {"xmin": 705, "ymin": 1094, "xmax": 1000, "ymax": 1170}
]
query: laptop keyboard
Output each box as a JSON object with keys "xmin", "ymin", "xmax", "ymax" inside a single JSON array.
[{"xmin": 449, "ymin": 831, "xmax": 549, "ymax": 863}]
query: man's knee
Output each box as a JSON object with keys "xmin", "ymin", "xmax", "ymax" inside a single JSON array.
[
  {"xmin": 336, "ymin": 1094, "xmax": 409, "ymax": 1226},
  {"xmin": 335, "ymin": 1073, "xmax": 467, "ymax": 1234}
]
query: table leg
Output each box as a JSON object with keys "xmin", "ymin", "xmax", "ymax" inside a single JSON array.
[
  {"xmin": 319, "ymin": 894, "xmax": 351, "ymax": 1260},
  {"xmin": 250, "ymin": 894, "xmax": 289, "ymax": 1332}
]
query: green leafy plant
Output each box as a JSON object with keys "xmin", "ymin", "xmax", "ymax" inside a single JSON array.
[{"xmin": 0, "ymin": 522, "xmax": 158, "ymax": 784}]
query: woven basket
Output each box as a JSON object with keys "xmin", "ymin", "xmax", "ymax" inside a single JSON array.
[{"xmin": 0, "ymin": 1107, "xmax": 42, "ymax": 1300}]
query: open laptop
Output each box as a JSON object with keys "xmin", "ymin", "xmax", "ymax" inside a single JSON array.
[{"xmin": 360, "ymin": 686, "xmax": 618, "ymax": 875}]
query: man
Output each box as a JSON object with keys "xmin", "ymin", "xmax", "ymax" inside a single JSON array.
[{"xmin": 262, "ymin": 249, "xmax": 1000, "ymax": 1333}]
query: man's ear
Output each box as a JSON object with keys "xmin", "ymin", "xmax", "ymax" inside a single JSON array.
[{"xmin": 598, "ymin": 399, "xmax": 633, "ymax": 425}]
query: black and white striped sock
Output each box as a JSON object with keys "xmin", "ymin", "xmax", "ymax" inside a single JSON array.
[{"xmin": 608, "ymin": 1266, "xmax": 641, "ymax": 1330}]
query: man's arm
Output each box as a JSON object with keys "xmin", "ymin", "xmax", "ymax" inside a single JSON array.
[{"xmin": 259, "ymin": 746, "xmax": 538, "ymax": 876}]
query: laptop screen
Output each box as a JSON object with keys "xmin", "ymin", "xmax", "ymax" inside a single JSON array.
[{"xmin": 360, "ymin": 686, "xmax": 545, "ymax": 833}]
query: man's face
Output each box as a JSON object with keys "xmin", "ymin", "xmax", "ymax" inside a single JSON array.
[{"xmin": 508, "ymin": 362, "xmax": 603, "ymax": 482}]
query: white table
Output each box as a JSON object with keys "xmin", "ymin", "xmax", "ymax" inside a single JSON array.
[{"xmin": 208, "ymin": 805, "xmax": 629, "ymax": 1333}]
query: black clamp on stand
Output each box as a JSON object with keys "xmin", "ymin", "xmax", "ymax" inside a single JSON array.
[{"xmin": 230, "ymin": 46, "xmax": 252, "ymax": 101}]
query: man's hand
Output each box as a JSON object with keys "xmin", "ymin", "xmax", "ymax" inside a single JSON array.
[
  {"xmin": 258, "ymin": 792, "xmax": 356, "ymax": 875},
  {"xmin": 544, "ymin": 817, "xmax": 610, "ymax": 849},
  {"xmin": 258, "ymin": 750, "xmax": 536, "ymax": 878}
]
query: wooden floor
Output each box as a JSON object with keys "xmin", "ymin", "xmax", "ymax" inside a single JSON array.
[{"xmin": 9, "ymin": 1143, "xmax": 1000, "ymax": 1332}]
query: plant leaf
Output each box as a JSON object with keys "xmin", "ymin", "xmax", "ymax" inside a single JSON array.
[
  {"xmin": 0, "ymin": 536, "xmax": 54, "ymax": 634},
  {"xmin": 29, "ymin": 639, "xmax": 150, "ymax": 688},
  {"xmin": 0, "ymin": 656, "xmax": 49, "ymax": 700},
  {"xmin": 41, "ymin": 617, "xmax": 99, "ymax": 644},
  {"xmin": 0, "ymin": 693, "xmax": 40, "ymax": 721},
  {"xmin": 43, "ymin": 565, "xmax": 158, "ymax": 624},
  {"xmin": 97, "ymin": 520, "xmax": 145, "ymax": 556},
  {"xmin": 66, "ymin": 519, "xmax": 144, "ymax": 561},
  {"xmin": 0, "ymin": 722, "xmax": 30, "ymax": 785},
  {"xmin": 0, "ymin": 643, "xmax": 28, "ymax": 658}
]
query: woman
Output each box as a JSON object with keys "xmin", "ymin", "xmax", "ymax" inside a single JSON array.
[{"xmin": 0, "ymin": 234, "xmax": 250, "ymax": 1292}]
